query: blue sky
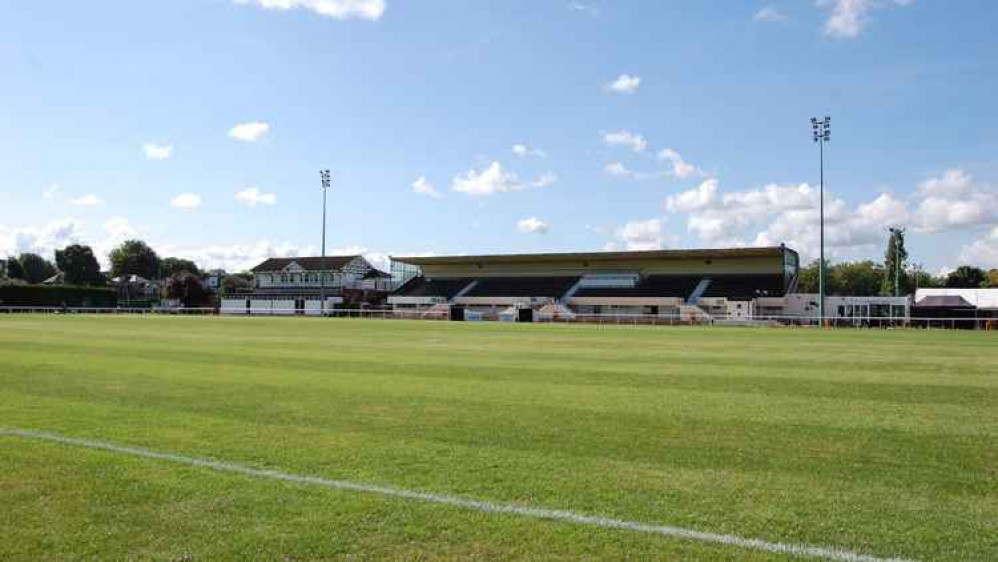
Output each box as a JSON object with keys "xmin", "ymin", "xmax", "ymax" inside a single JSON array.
[{"xmin": 2, "ymin": 0, "xmax": 997, "ymax": 273}]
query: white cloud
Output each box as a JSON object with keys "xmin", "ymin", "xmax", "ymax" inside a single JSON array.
[
  {"xmin": 161, "ymin": 240, "xmax": 315, "ymax": 273},
  {"xmin": 170, "ymin": 193, "xmax": 202, "ymax": 210},
  {"xmin": 665, "ymin": 178, "xmax": 912, "ymax": 261},
  {"xmin": 517, "ymin": 217, "xmax": 550, "ymax": 234},
  {"xmin": 233, "ymin": 0, "xmax": 385, "ymax": 20},
  {"xmin": 604, "ymin": 162, "xmax": 633, "ymax": 177},
  {"xmin": 451, "ymin": 161, "xmax": 523, "ymax": 196},
  {"xmin": 512, "ymin": 143, "xmax": 547, "ymax": 158},
  {"xmin": 677, "ymin": 182, "xmax": 817, "ymax": 247},
  {"xmin": 665, "ymin": 167, "xmax": 997, "ymax": 262},
  {"xmin": 91, "ymin": 217, "xmax": 142, "ymax": 267},
  {"xmin": 916, "ymin": 168, "xmax": 972, "ymax": 198},
  {"xmin": 568, "ymin": 2, "xmax": 599, "ymax": 16},
  {"xmin": 43, "ymin": 184, "xmax": 60, "ymax": 199},
  {"xmin": 143, "ymin": 143, "xmax": 172, "ymax": 160},
  {"xmin": 958, "ymin": 226, "xmax": 998, "ymax": 269},
  {"xmin": 610, "ymin": 218, "xmax": 664, "ymax": 251},
  {"xmin": 531, "ymin": 172, "xmax": 557, "ymax": 188},
  {"xmin": 603, "ymin": 130, "xmax": 647, "ymax": 153},
  {"xmin": 67, "ymin": 194, "xmax": 103, "ymax": 208},
  {"xmin": 160, "ymin": 241, "xmax": 405, "ymax": 274},
  {"xmin": 754, "ymin": 5, "xmax": 787, "ymax": 22},
  {"xmin": 665, "ymin": 179, "xmax": 718, "ymax": 213},
  {"xmin": 103, "ymin": 217, "xmax": 137, "ymax": 242},
  {"xmin": 0, "ymin": 218, "xmax": 85, "ymax": 259},
  {"xmin": 228, "ymin": 121, "xmax": 271, "ymax": 142},
  {"xmin": 912, "ymin": 169, "xmax": 997, "ymax": 233},
  {"xmin": 820, "ymin": 0, "xmax": 911, "ymax": 38},
  {"xmin": 658, "ymin": 148, "xmax": 703, "ymax": 179},
  {"xmin": 411, "ymin": 177, "xmax": 442, "ymax": 198},
  {"xmin": 606, "ymin": 74, "xmax": 641, "ymax": 94},
  {"xmin": 235, "ymin": 187, "xmax": 277, "ymax": 206},
  {"xmin": 753, "ymin": 192, "xmax": 908, "ymax": 260}
]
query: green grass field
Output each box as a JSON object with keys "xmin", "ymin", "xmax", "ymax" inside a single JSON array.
[{"xmin": 1, "ymin": 316, "xmax": 995, "ymax": 561}]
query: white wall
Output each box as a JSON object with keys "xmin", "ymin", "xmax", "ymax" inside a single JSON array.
[
  {"xmin": 221, "ymin": 297, "xmax": 342, "ymax": 316},
  {"xmin": 783, "ymin": 294, "xmax": 909, "ymax": 318}
]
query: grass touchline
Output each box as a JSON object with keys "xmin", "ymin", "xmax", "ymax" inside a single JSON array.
[{"xmin": 0, "ymin": 428, "xmax": 915, "ymax": 562}]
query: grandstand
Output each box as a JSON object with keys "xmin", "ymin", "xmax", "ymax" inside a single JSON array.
[{"xmin": 389, "ymin": 246, "xmax": 799, "ymax": 319}]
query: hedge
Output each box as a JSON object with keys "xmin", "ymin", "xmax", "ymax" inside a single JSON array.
[{"xmin": 0, "ymin": 284, "xmax": 118, "ymax": 307}]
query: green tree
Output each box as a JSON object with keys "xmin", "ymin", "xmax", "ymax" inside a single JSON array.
[
  {"xmin": 55, "ymin": 244, "xmax": 103, "ymax": 286},
  {"xmin": 881, "ymin": 228, "xmax": 908, "ymax": 296},
  {"xmin": 6, "ymin": 256, "xmax": 25, "ymax": 280},
  {"xmin": 945, "ymin": 266, "xmax": 987, "ymax": 288},
  {"xmin": 166, "ymin": 271, "xmax": 208, "ymax": 307},
  {"xmin": 829, "ymin": 261, "xmax": 884, "ymax": 296},
  {"xmin": 911, "ymin": 269, "xmax": 944, "ymax": 289},
  {"xmin": 221, "ymin": 274, "xmax": 251, "ymax": 295},
  {"xmin": 161, "ymin": 257, "xmax": 201, "ymax": 278},
  {"xmin": 795, "ymin": 260, "xmax": 820, "ymax": 293},
  {"xmin": 17, "ymin": 253, "xmax": 57, "ymax": 284},
  {"xmin": 109, "ymin": 240, "xmax": 161, "ymax": 279},
  {"xmin": 985, "ymin": 269, "xmax": 998, "ymax": 288}
]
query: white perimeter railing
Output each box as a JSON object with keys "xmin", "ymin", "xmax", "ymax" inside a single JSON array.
[{"xmin": 1, "ymin": 306, "xmax": 995, "ymax": 330}]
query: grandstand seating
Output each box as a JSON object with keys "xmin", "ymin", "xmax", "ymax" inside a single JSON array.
[
  {"xmin": 463, "ymin": 277, "xmax": 579, "ymax": 298},
  {"xmin": 573, "ymin": 275, "xmax": 703, "ymax": 299},
  {"xmin": 393, "ymin": 273, "xmax": 788, "ymax": 302},
  {"xmin": 700, "ymin": 275, "xmax": 784, "ymax": 299},
  {"xmin": 394, "ymin": 277, "xmax": 473, "ymax": 299}
]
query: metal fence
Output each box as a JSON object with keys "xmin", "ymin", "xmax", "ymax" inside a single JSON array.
[{"xmin": 2, "ymin": 305, "xmax": 996, "ymax": 330}]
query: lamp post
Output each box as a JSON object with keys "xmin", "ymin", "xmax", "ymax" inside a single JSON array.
[
  {"xmin": 319, "ymin": 169, "xmax": 331, "ymax": 316},
  {"xmin": 811, "ymin": 116, "xmax": 830, "ymax": 325}
]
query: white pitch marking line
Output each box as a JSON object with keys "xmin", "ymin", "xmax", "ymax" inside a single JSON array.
[{"xmin": 0, "ymin": 428, "xmax": 914, "ymax": 562}]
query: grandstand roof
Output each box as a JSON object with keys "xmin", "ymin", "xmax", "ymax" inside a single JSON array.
[
  {"xmin": 251, "ymin": 256, "xmax": 360, "ymax": 272},
  {"xmin": 391, "ymin": 246, "xmax": 792, "ymax": 266}
]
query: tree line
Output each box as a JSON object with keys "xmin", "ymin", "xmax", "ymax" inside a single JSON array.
[
  {"xmin": 3, "ymin": 239, "xmax": 251, "ymax": 306},
  {"xmin": 795, "ymin": 261, "xmax": 998, "ymax": 295},
  {"xmin": 795, "ymin": 229, "xmax": 997, "ymax": 295}
]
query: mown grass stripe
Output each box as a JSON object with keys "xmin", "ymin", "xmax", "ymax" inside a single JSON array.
[{"xmin": 0, "ymin": 428, "xmax": 914, "ymax": 562}]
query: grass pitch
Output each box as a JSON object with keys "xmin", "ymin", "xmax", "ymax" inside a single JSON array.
[{"xmin": 0, "ymin": 316, "xmax": 995, "ymax": 561}]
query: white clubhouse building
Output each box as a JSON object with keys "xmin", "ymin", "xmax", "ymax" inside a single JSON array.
[{"xmin": 221, "ymin": 255, "xmax": 391, "ymax": 315}]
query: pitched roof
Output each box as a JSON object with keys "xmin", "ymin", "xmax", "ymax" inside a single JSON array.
[
  {"xmin": 250, "ymin": 256, "xmax": 360, "ymax": 273},
  {"xmin": 914, "ymin": 295, "xmax": 975, "ymax": 308},
  {"xmin": 916, "ymin": 288, "xmax": 998, "ymax": 309}
]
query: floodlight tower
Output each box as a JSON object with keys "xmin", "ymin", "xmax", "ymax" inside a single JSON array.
[
  {"xmin": 319, "ymin": 169, "xmax": 331, "ymax": 316},
  {"xmin": 811, "ymin": 116, "xmax": 830, "ymax": 324}
]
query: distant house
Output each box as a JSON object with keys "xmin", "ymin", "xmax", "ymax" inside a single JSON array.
[{"xmin": 112, "ymin": 274, "xmax": 161, "ymax": 301}]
